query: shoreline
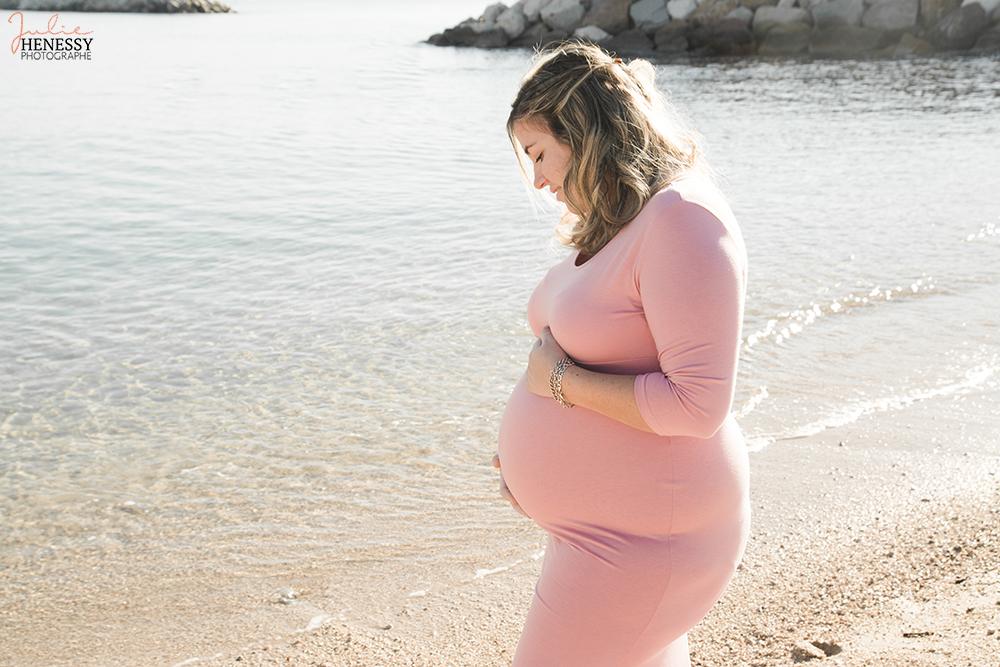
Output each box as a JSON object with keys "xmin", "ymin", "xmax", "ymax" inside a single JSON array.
[
  {"xmin": 187, "ymin": 383, "xmax": 1000, "ymax": 666},
  {"xmin": 426, "ymin": 0, "xmax": 1000, "ymax": 60}
]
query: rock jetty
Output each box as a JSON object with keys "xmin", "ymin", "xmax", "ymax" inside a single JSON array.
[
  {"xmin": 426, "ymin": 0, "xmax": 1000, "ymax": 57},
  {"xmin": 0, "ymin": 0, "xmax": 231, "ymax": 12}
]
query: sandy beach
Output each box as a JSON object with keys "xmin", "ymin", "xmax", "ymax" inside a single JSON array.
[{"xmin": 188, "ymin": 380, "xmax": 1000, "ymax": 667}]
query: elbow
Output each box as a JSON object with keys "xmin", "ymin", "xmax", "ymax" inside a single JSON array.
[
  {"xmin": 682, "ymin": 393, "xmax": 733, "ymax": 438},
  {"xmin": 646, "ymin": 408, "xmax": 727, "ymax": 439},
  {"xmin": 640, "ymin": 389, "xmax": 732, "ymax": 439},
  {"xmin": 685, "ymin": 408, "xmax": 729, "ymax": 439},
  {"xmin": 634, "ymin": 373, "xmax": 734, "ymax": 439}
]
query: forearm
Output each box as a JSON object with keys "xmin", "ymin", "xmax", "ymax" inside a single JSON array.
[{"xmin": 558, "ymin": 364, "xmax": 656, "ymax": 434}]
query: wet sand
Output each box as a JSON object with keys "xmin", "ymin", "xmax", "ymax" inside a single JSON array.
[{"xmin": 186, "ymin": 380, "xmax": 1000, "ymax": 667}]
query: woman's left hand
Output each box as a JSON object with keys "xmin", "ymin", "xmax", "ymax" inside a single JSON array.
[{"xmin": 526, "ymin": 326, "xmax": 571, "ymax": 399}]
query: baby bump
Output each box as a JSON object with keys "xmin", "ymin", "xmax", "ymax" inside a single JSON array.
[
  {"xmin": 498, "ymin": 374, "xmax": 750, "ymax": 537},
  {"xmin": 498, "ymin": 374, "xmax": 673, "ymax": 535}
]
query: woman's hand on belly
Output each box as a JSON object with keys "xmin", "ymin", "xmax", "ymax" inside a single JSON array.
[
  {"xmin": 526, "ymin": 325, "xmax": 569, "ymax": 399},
  {"xmin": 492, "ymin": 453, "xmax": 530, "ymax": 518}
]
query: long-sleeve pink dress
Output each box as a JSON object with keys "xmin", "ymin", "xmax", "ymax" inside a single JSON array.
[{"xmin": 497, "ymin": 170, "xmax": 751, "ymax": 667}]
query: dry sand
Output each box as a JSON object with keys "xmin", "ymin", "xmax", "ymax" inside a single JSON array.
[{"xmin": 191, "ymin": 389, "xmax": 1000, "ymax": 667}]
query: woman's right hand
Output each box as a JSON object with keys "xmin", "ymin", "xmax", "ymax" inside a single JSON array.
[{"xmin": 492, "ymin": 453, "xmax": 529, "ymax": 518}]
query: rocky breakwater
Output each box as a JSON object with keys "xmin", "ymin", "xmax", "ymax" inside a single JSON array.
[
  {"xmin": 426, "ymin": 0, "xmax": 1000, "ymax": 58},
  {"xmin": 0, "ymin": 0, "xmax": 231, "ymax": 11}
]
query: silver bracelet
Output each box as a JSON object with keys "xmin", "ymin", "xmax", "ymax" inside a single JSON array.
[{"xmin": 549, "ymin": 357, "xmax": 576, "ymax": 408}]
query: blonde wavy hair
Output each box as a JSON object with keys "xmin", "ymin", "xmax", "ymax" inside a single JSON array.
[{"xmin": 506, "ymin": 40, "xmax": 715, "ymax": 257}]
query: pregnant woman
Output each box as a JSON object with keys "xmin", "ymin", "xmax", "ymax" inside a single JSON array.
[{"xmin": 493, "ymin": 42, "xmax": 751, "ymax": 666}]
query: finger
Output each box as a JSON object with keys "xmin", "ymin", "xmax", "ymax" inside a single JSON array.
[
  {"xmin": 500, "ymin": 480, "xmax": 516, "ymax": 503},
  {"xmin": 508, "ymin": 495, "xmax": 529, "ymax": 518},
  {"xmin": 500, "ymin": 485, "xmax": 529, "ymax": 517}
]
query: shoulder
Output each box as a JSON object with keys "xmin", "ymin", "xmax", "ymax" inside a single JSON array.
[
  {"xmin": 646, "ymin": 171, "xmax": 737, "ymax": 230},
  {"xmin": 635, "ymin": 172, "xmax": 747, "ymax": 270}
]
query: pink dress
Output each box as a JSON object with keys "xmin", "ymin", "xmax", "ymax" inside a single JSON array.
[{"xmin": 497, "ymin": 171, "xmax": 751, "ymax": 666}]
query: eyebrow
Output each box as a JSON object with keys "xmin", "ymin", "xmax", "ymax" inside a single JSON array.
[{"xmin": 523, "ymin": 142, "xmax": 536, "ymax": 157}]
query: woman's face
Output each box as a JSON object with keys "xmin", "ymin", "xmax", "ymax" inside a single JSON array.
[{"xmin": 512, "ymin": 118, "xmax": 576, "ymax": 213}]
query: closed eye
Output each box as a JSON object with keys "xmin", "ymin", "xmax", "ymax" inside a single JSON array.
[{"xmin": 535, "ymin": 153, "xmax": 543, "ymax": 163}]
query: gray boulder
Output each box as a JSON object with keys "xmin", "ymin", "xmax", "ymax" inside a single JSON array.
[
  {"xmin": 457, "ymin": 15, "xmax": 500, "ymax": 34},
  {"xmin": 861, "ymin": 0, "xmax": 919, "ymax": 32},
  {"xmin": 893, "ymin": 31, "xmax": 935, "ymax": 53},
  {"xmin": 690, "ymin": 0, "xmax": 740, "ymax": 21},
  {"xmin": 920, "ymin": 0, "xmax": 962, "ymax": 26},
  {"xmin": 483, "ymin": 2, "xmax": 508, "ymax": 25},
  {"xmin": 753, "ymin": 6, "xmax": 812, "ymax": 36},
  {"xmin": 811, "ymin": 0, "xmax": 865, "ymax": 28},
  {"xmin": 438, "ymin": 25, "xmax": 509, "ymax": 47},
  {"xmin": 965, "ymin": 0, "xmax": 1000, "ymax": 17},
  {"xmin": 432, "ymin": 24, "xmax": 510, "ymax": 47},
  {"xmin": 653, "ymin": 20, "xmax": 691, "ymax": 51},
  {"xmin": 522, "ymin": 0, "xmax": 553, "ymax": 22},
  {"xmin": 725, "ymin": 6, "xmax": 755, "ymax": 28},
  {"xmin": 632, "ymin": 0, "xmax": 671, "ymax": 30},
  {"xmin": 581, "ymin": 0, "xmax": 632, "ymax": 34},
  {"xmin": 603, "ymin": 27, "xmax": 657, "ymax": 54},
  {"xmin": 928, "ymin": 3, "xmax": 989, "ymax": 48},
  {"xmin": 510, "ymin": 21, "xmax": 571, "ymax": 47},
  {"xmin": 666, "ymin": 0, "xmax": 697, "ymax": 20},
  {"xmin": 497, "ymin": 6, "xmax": 529, "ymax": 39},
  {"xmin": 573, "ymin": 24, "xmax": 613, "ymax": 41},
  {"xmin": 970, "ymin": 22, "xmax": 1000, "ymax": 49},
  {"xmin": 688, "ymin": 17, "xmax": 755, "ymax": 54},
  {"xmin": 541, "ymin": 0, "xmax": 587, "ymax": 31},
  {"xmin": 759, "ymin": 22, "xmax": 812, "ymax": 53},
  {"xmin": 810, "ymin": 24, "xmax": 884, "ymax": 54}
]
